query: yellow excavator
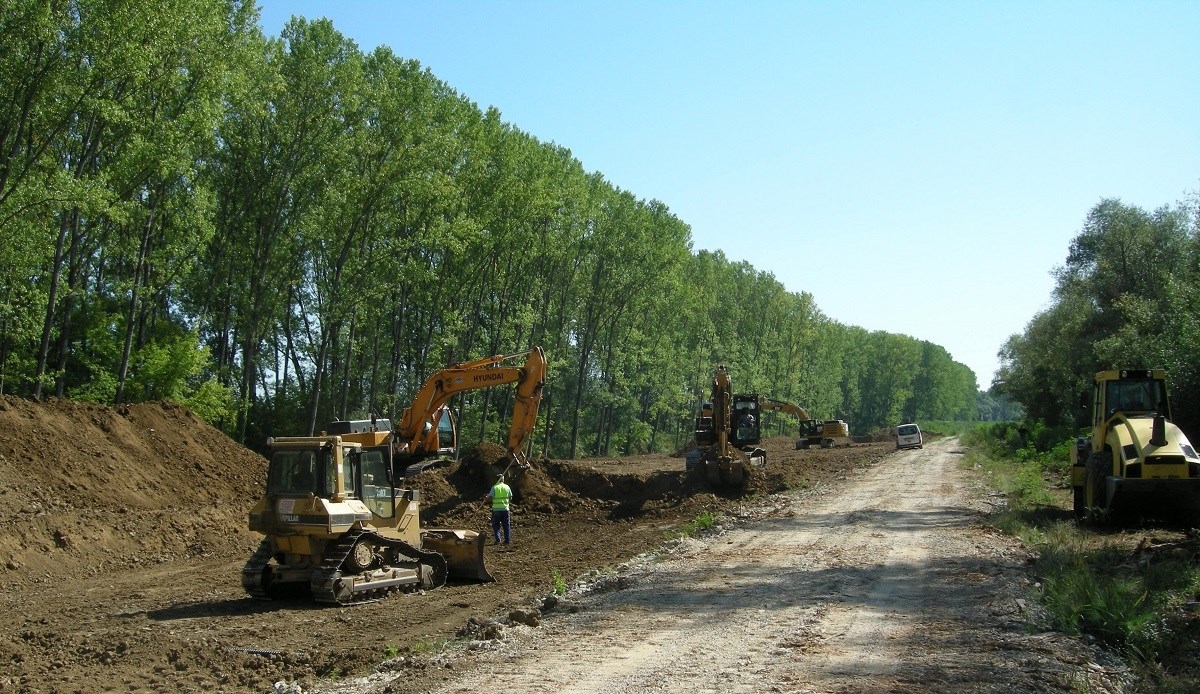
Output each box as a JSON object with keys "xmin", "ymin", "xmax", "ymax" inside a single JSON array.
[
  {"xmin": 757, "ymin": 397, "xmax": 848, "ymax": 449},
  {"xmin": 1071, "ymin": 368, "xmax": 1200, "ymax": 521},
  {"xmin": 243, "ymin": 347, "xmax": 546, "ymax": 605},
  {"xmin": 692, "ymin": 366, "xmax": 766, "ymax": 487}
]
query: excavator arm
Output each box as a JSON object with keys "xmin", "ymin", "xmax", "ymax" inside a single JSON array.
[
  {"xmin": 394, "ymin": 347, "xmax": 546, "ymax": 465},
  {"xmin": 759, "ymin": 397, "xmax": 811, "ymax": 423}
]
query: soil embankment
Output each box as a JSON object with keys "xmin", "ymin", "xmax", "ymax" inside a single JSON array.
[{"xmin": 0, "ymin": 396, "xmax": 886, "ymax": 691}]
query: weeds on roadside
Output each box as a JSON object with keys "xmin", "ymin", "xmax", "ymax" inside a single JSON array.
[
  {"xmin": 683, "ymin": 511, "xmax": 717, "ymax": 535},
  {"xmin": 551, "ymin": 568, "xmax": 567, "ymax": 595},
  {"xmin": 665, "ymin": 510, "xmax": 719, "ymax": 540},
  {"xmin": 411, "ymin": 637, "xmax": 450, "ymax": 654},
  {"xmin": 965, "ymin": 422, "xmax": 1200, "ymax": 687}
]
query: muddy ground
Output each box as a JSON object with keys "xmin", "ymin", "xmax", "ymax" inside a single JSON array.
[{"xmin": 0, "ymin": 396, "xmax": 892, "ymax": 692}]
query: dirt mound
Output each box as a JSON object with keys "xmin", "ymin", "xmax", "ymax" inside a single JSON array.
[
  {"xmin": 0, "ymin": 395, "xmax": 897, "ymax": 692},
  {"xmin": 0, "ymin": 395, "xmax": 267, "ymax": 584}
]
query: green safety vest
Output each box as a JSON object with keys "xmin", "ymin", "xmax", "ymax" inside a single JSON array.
[{"xmin": 490, "ymin": 482, "xmax": 512, "ymax": 510}]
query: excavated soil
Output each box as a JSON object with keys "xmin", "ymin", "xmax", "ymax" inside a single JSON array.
[{"xmin": 0, "ymin": 396, "xmax": 893, "ymax": 692}]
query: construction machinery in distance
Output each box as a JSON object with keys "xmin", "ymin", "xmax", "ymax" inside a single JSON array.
[
  {"xmin": 691, "ymin": 365, "xmax": 766, "ymax": 487},
  {"xmin": 1071, "ymin": 368, "xmax": 1200, "ymax": 521},
  {"xmin": 757, "ymin": 396, "xmax": 848, "ymax": 449},
  {"xmin": 243, "ymin": 347, "xmax": 546, "ymax": 605}
]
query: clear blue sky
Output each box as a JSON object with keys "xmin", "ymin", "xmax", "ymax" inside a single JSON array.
[{"xmin": 257, "ymin": 1, "xmax": 1199, "ymax": 391}]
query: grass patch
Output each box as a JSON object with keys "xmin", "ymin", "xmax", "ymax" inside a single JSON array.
[
  {"xmin": 966, "ymin": 422, "xmax": 1200, "ymax": 690},
  {"xmin": 666, "ymin": 510, "xmax": 720, "ymax": 540},
  {"xmin": 683, "ymin": 511, "xmax": 717, "ymax": 535},
  {"xmin": 551, "ymin": 568, "xmax": 567, "ymax": 595},
  {"xmin": 411, "ymin": 637, "xmax": 451, "ymax": 654},
  {"xmin": 921, "ymin": 420, "xmax": 989, "ymax": 437}
]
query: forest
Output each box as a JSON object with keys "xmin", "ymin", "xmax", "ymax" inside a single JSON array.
[
  {"xmin": 0, "ymin": 0, "xmax": 987, "ymax": 458},
  {"xmin": 997, "ymin": 196, "xmax": 1200, "ymax": 437}
]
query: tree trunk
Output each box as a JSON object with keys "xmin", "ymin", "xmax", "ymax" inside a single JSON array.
[{"xmin": 33, "ymin": 212, "xmax": 71, "ymax": 400}]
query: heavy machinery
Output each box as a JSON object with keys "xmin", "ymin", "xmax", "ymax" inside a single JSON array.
[
  {"xmin": 796, "ymin": 419, "xmax": 850, "ymax": 449},
  {"xmin": 1071, "ymin": 368, "xmax": 1200, "ymax": 521},
  {"xmin": 242, "ymin": 347, "xmax": 546, "ymax": 605},
  {"xmin": 692, "ymin": 366, "xmax": 766, "ymax": 487},
  {"xmin": 363, "ymin": 346, "xmax": 548, "ymax": 478},
  {"xmin": 757, "ymin": 397, "xmax": 848, "ymax": 449}
]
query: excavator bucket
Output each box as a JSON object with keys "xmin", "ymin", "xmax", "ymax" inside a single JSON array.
[{"xmin": 421, "ymin": 528, "xmax": 495, "ymax": 583}]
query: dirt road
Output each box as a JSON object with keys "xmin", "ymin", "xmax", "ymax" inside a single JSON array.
[{"xmin": 331, "ymin": 437, "xmax": 1127, "ymax": 693}]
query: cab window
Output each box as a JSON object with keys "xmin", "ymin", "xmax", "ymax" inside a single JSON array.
[
  {"xmin": 268, "ymin": 449, "xmax": 324, "ymax": 496},
  {"xmin": 341, "ymin": 447, "xmax": 357, "ymax": 498},
  {"xmin": 437, "ymin": 409, "xmax": 456, "ymax": 450},
  {"xmin": 360, "ymin": 450, "xmax": 394, "ymax": 518}
]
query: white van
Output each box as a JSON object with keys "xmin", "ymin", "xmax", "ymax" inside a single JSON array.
[{"xmin": 896, "ymin": 423, "xmax": 923, "ymax": 450}]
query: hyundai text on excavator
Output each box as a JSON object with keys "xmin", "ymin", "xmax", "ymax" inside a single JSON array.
[
  {"xmin": 243, "ymin": 347, "xmax": 546, "ymax": 605},
  {"xmin": 692, "ymin": 366, "xmax": 766, "ymax": 487},
  {"xmin": 1071, "ymin": 368, "xmax": 1200, "ymax": 521}
]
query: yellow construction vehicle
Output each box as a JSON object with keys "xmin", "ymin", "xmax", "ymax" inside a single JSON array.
[
  {"xmin": 692, "ymin": 366, "xmax": 765, "ymax": 487},
  {"xmin": 339, "ymin": 347, "xmax": 548, "ymax": 479},
  {"xmin": 755, "ymin": 397, "xmax": 847, "ymax": 449},
  {"xmin": 1071, "ymin": 368, "xmax": 1200, "ymax": 520},
  {"xmin": 796, "ymin": 419, "xmax": 850, "ymax": 449},
  {"xmin": 243, "ymin": 348, "xmax": 546, "ymax": 604}
]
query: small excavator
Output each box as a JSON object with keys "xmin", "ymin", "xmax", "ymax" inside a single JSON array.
[
  {"xmin": 692, "ymin": 365, "xmax": 766, "ymax": 487},
  {"xmin": 243, "ymin": 347, "xmax": 546, "ymax": 605}
]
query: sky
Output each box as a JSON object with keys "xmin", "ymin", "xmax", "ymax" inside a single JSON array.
[{"xmin": 257, "ymin": 1, "xmax": 1199, "ymax": 391}]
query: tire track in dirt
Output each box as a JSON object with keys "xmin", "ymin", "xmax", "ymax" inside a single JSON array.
[{"xmin": 340, "ymin": 437, "xmax": 1126, "ymax": 694}]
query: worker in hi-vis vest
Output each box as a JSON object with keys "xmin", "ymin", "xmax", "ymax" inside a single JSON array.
[{"xmin": 486, "ymin": 474, "xmax": 513, "ymax": 545}]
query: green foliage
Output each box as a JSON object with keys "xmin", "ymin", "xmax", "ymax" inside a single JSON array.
[
  {"xmin": 411, "ymin": 637, "xmax": 449, "ymax": 654},
  {"xmin": 996, "ymin": 196, "xmax": 1200, "ymax": 436},
  {"xmin": 550, "ymin": 568, "xmax": 567, "ymax": 596},
  {"xmin": 0, "ymin": 3, "xmax": 984, "ymax": 455},
  {"xmin": 683, "ymin": 511, "xmax": 718, "ymax": 536}
]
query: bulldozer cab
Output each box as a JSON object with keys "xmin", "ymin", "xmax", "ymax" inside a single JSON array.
[
  {"xmin": 267, "ymin": 448, "xmax": 326, "ymax": 497},
  {"xmin": 265, "ymin": 440, "xmax": 398, "ymax": 519}
]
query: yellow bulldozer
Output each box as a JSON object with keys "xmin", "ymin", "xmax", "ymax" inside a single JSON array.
[
  {"xmin": 243, "ymin": 348, "xmax": 546, "ymax": 605},
  {"xmin": 1071, "ymin": 368, "xmax": 1200, "ymax": 521}
]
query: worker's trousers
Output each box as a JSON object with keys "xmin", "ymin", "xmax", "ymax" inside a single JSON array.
[{"xmin": 491, "ymin": 509, "xmax": 511, "ymax": 544}]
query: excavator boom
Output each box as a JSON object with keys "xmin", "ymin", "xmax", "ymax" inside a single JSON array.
[{"xmin": 394, "ymin": 347, "xmax": 546, "ymax": 467}]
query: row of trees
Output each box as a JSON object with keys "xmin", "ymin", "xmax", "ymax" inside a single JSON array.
[
  {"xmin": 0, "ymin": 1, "xmax": 983, "ymax": 458},
  {"xmin": 996, "ymin": 196, "xmax": 1200, "ymax": 436}
]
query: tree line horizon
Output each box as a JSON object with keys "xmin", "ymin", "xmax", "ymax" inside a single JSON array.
[{"xmin": 2, "ymin": 1, "xmax": 1008, "ymax": 459}]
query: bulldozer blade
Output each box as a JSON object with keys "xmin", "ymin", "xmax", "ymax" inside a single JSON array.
[{"xmin": 421, "ymin": 528, "xmax": 495, "ymax": 583}]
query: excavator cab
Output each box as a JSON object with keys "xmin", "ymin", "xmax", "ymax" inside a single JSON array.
[{"xmin": 731, "ymin": 395, "xmax": 762, "ymax": 447}]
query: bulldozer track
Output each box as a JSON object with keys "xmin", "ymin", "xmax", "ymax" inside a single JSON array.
[
  {"xmin": 242, "ymin": 530, "xmax": 450, "ymax": 605},
  {"xmin": 310, "ymin": 529, "xmax": 449, "ymax": 606},
  {"xmin": 241, "ymin": 538, "xmax": 275, "ymax": 599}
]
